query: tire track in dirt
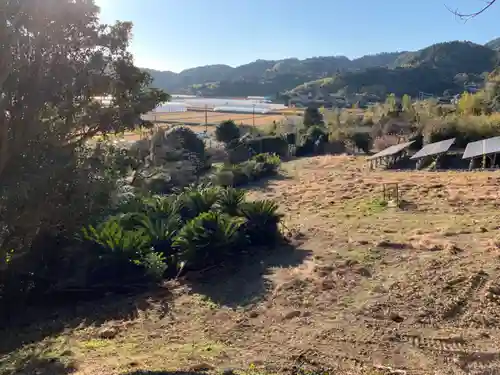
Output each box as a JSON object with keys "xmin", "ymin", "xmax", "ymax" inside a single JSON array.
[
  {"xmin": 289, "ymin": 346, "xmax": 433, "ymax": 375},
  {"xmin": 390, "ymin": 331, "xmax": 500, "ymax": 374},
  {"xmin": 397, "ymin": 334, "xmax": 468, "ymax": 352},
  {"xmin": 459, "ymin": 273, "xmax": 500, "ymax": 329},
  {"xmin": 456, "ymin": 352, "xmax": 500, "ymax": 375},
  {"xmin": 441, "ymin": 271, "xmax": 489, "ymax": 320},
  {"xmin": 313, "ymin": 322, "xmax": 500, "ymax": 374},
  {"xmin": 312, "ymin": 326, "xmax": 461, "ymax": 374}
]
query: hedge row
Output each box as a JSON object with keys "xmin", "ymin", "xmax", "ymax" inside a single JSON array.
[{"xmin": 214, "ymin": 153, "xmax": 281, "ymax": 187}]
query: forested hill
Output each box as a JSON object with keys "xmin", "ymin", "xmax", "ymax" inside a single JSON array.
[
  {"xmin": 486, "ymin": 37, "xmax": 500, "ymax": 51},
  {"xmin": 144, "ymin": 39, "xmax": 500, "ymax": 99},
  {"xmin": 292, "ymin": 41, "xmax": 499, "ymax": 99}
]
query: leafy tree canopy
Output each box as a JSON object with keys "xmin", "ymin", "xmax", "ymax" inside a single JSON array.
[
  {"xmin": 0, "ymin": 0, "xmax": 168, "ymax": 256},
  {"xmin": 215, "ymin": 120, "xmax": 240, "ymax": 144},
  {"xmin": 303, "ymin": 107, "xmax": 324, "ymax": 127},
  {"xmin": 0, "ymin": 0, "xmax": 168, "ymax": 178}
]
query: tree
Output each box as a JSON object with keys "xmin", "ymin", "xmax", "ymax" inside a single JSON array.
[
  {"xmin": 447, "ymin": 0, "xmax": 497, "ymax": 20},
  {"xmin": 0, "ymin": 0, "xmax": 167, "ymax": 262},
  {"xmin": 456, "ymin": 91, "xmax": 487, "ymax": 115},
  {"xmin": 303, "ymin": 107, "xmax": 324, "ymax": 127},
  {"xmin": 402, "ymin": 94, "xmax": 412, "ymax": 112},
  {"xmin": 215, "ymin": 120, "xmax": 240, "ymax": 144},
  {"xmin": 485, "ymin": 68, "xmax": 500, "ymax": 111},
  {"xmin": 385, "ymin": 93, "xmax": 397, "ymax": 112}
]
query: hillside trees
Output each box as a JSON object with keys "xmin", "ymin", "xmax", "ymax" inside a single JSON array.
[
  {"xmin": 0, "ymin": 0, "xmax": 167, "ymax": 296},
  {"xmin": 485, "ymin": 68, "xmax": 500, "ymax": 111}
]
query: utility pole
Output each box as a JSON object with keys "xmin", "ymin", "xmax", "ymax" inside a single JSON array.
[
  {"xmin": 204, "ymin": 104, "xmax": 208, "ymax": 133},
  {"xmin": 252, "ymin": 104, "xmax": 255, "ymax": 127}
]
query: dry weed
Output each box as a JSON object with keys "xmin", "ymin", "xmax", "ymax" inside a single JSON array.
[{"xmin": 5, "ymin": 155, "xmax": 500, "ymax": 375}]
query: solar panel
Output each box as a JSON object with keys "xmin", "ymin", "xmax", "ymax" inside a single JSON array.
[
  {"xmin": 367, "ymin": 141, "xmax": 415, "ymax": 160},
  {"xmin": 463, "ymin": 140, "xmax": 483, "ymax": 159},
  {"xmin": 462, "ymin": 136, "xmax": 500, "ymax": 159},
  {"xmin": 484, "ymin": 136, "xmax": 500, "ymax": 155},
  {"xmin": 410, "ymin": 138, "xmax": 456, "ymax": 160}
]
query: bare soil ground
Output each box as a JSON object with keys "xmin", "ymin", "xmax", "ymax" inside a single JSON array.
[{"xmin": 3, "ymin": 155, "xmax": 500, "ymax": 375}]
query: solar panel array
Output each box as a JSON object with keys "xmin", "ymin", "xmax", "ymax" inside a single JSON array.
[
  {"xmin": 367, "ymin": 141, "xmax": 415, "ymax": 160},
  {"xmin": 410, "ymin": 138, "xmax": 456, "ymax": 160},
  {"xmin": 462, "ymin": 136, "xmax": 500, "ymax": 159}
]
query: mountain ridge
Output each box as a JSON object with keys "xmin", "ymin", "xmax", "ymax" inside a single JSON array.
[{"xmin": 144, "ymin": 38, "xmax": 499, "ymax": 99}]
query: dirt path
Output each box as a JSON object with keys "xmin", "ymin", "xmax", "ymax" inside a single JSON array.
[{"xmin": 3, "ymin": 155, "xmax": 500, "ymax": 375}]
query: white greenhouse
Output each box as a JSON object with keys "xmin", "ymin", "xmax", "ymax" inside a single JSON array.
[
  {"xmin": 153, "ymin": 102, "xmax": 188, "ymax": 113},
  {"xmin": 213, "ymin": 106, "xmax": 271, "ymax": 114}
]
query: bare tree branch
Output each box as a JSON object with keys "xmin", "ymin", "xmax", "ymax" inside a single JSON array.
[{"xmin": 446, "ymin": 0, "xmax": 497, "ymax": 21}]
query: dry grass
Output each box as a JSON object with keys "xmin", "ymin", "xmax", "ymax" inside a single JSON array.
[
  {"xmin": 3, "ymin": 155, "xmax": 500, "ymax": 375},
  {"xmin": 151, "ymin": 111, "xmax": 287, "ymax": 127}
]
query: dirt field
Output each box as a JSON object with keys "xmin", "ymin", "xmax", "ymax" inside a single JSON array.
[
  {"xmin": 3, "ymin": 155, "xmax": 500, "ymax": 375},
  {"xmin": 150, "ymin": 110, "xmax": 287, "ymax": 127}
]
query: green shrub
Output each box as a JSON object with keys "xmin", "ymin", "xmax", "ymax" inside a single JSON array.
[
  {"xmin": 214, "ymin": 164, "xmax": 250, "ymax": 187},
  {"xmin": 348, "ymin": 132, "xmax": 372, "ymax": 153},
  {"xmin": 173, "ymin": 211, "xmax": 245, "ymax": 270},
  {"xmin": 245, "ymin": 136, "xmax": 289, "ymax": 157},
  {"xmin": 239, "ymin": 200, "xmax": 283, "ymax": 246},
  {"xmin": 306, "ymin": 125, "xmax": 327, "ymax": 142},
  {"xmin": 138, "ymin": 252, "xmax": 168, "ymax": 281},
  {"xmin": 163, "ymin": 126, "xmax": 206, "ymax": 161},
  {"xmin": 111, "ymin": 187, "xmax": 148, "ymax": 216},
  {"xmin": 303, "ymin": 106, "xmax": 324, "ymax": 127},
  {"xmin": 252, "ymin": 153, "xmax": 281, "ymax": 175},
  {"xmin": 135, "ymin": 214, "xmax": 181, "ymax": 275},
  {"xmin": 213, "ymin": 153, "xmax": 280, "ymax": 187},
  {"xmin": 227, "ymin": 141, "xmax": 253, "ymax": 164},
  {"xmin": 240, "ymin": 160, "xmax": 260, "ymax": 181},
  {"xmin": 424, "ymin": 115, "xmax": 500, "ymax": 148},
  {"xmin": 213, "ymin": 169, "xmax": 237, "ymax": 187},
  {"xmin": 230, "ymin": 164, "xmax": 252, "ymax": 186},
  {"xmin": 215, "ymin": 120, "xmax": 240, "ymax": 144}
]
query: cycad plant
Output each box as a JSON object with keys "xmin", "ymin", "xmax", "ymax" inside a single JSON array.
[
  {"xmin": 135, "ymin": 214, "xmax": 182, "ymax": 276},
  {"xmin": 173, "ymin": 211, "xmax": 245, "ymax": 270},
  {"xmin": 144, "ymin": 194, "xmax": 183, "ymax": 220},
  {"xmin": 80, "ymin": 218, "xmax": 154, "ymax": 284},
  {"xmin": 216, "ymin": 187, "xmax": 246, "ymax": 216},
  {"xmin": 178, "ymin": 186, "xmax": 220, "ymax": 221},
  {"xmin": 81, "ymin": 218, "xmax": 150, "ymax": 256},
  {"xmin": 239, "ymin": 199, "xmax": 283, "ymax": 246}
]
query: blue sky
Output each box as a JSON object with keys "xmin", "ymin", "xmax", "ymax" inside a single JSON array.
[{"xmin": 95, "ymin": 0, "xmax": 499, "ymax": 73}]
